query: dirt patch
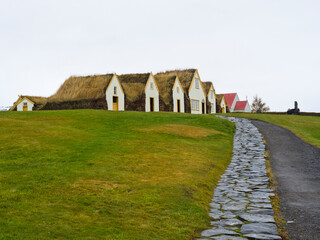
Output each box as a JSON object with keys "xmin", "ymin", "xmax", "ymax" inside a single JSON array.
[{"xmin": 140, "ymin": 124, "xmax": 222, "ymax": 138}]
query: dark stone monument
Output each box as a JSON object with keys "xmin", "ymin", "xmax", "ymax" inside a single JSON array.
[{"xmin": 287, "ymin": 101, "xmax": 300, "ymax": 115}]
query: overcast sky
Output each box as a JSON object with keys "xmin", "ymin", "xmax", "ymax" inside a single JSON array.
[{"xmin": 1, "ymin": 0, "xmax": 319, "ymax": 112}]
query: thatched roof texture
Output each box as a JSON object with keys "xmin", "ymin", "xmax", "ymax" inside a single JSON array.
[
  {"xmin": 154, "ymin": 74, "xmax": 177, "ymax": 105},
  {"xmin": 155, "ymin": 69, "xmax": 196, "ymax": 94},
  {"xmin": 48, "ymin": 74, "xmax": 114, "ymax": 102},
  {"xmin": 118, "ymin": 73, "xmax": 150, "ymax": 103},
  {"xmin": 215, "ymin": 94, "xmax": 230, "ymax": 113},
  {"xmin": 215, "ymin": 94, "xmax": 225, "ymax": 105},
  {"xmin": 202, "ymin": 82, "xmax": 214, "ymax": 96},
  {"xmin": 23, "ymin": 96, "xmax": 47, "ymax": 105}
]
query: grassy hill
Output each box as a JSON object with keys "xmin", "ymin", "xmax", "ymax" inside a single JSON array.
[
  {"xmin": 224, "ymin": 113, "xmax": 320, "ymax": 148},
  {"xmin": 0, "ymin": 110, "xmax": 235, "ymax": 240}
]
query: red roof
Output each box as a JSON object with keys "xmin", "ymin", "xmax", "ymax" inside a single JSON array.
[
  {"xmin": 223, "ymin": 93, "xmax": 237, "ymax": 108},
  {"xmin": 234, "ymin": 101, "xmax": 248, "ymax": 110}
]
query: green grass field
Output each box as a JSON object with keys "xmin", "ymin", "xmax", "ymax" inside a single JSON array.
[
  {"xmin": 223, "ymin": 113, "xmax": 320, "ymax": 148},
  {"xmin": 0, "ymin": 110, "xmax": 235, "ymax": 240}
]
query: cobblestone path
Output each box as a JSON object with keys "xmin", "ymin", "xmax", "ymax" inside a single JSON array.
[{"xmin": 198, "ymin": 117, "xmax": 281, "ymax": 240}]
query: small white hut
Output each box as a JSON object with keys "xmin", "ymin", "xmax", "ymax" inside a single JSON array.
[
  {"xmin": 203, "ymin": 82, "xmax": 216, "ymax": 114},
  {"xmin": 105, "ymin": 74, "xmax": 125, "ymax": 111},
  {"xmin": 10, "ymin": 95, "xmax": 47, "ymax": 111},
  {"xmin": 144, "ymin": 73, "xmax": 160, "ymax": 112}
]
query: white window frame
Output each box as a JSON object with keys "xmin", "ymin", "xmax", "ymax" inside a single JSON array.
[
  {"xmin": 114, "ymin": 86, "xmax": 117, "ymax": 95},
  {"xmin": 195, "ymin": 78, "xmax": 199, "ymax": 89},
  {"xmin": 150, "ymin": 82, "xmax": 153, "ymax": 90},
  {"xmin": 192, "ymin": 99, "xmax": 200, "ymax": 111},
  {"xmin": 210, "ymin": 90, "xmax": 213, "ymax": 99},
  {"xmin": 177, "ymin": 87, "xmax": 179, "ymax": 93}
]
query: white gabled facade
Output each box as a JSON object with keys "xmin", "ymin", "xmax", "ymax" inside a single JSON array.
[
  {"xmin": 208, "ymin": 85, "xmax": 216, "ymax": 113},
  {"xmin": 233, "ymin": 101, "xmax": 251, "ymax": 113},
  {"xmin": 172, "ymin": 77, "xmax": 185, "ymax": 113},
  {"xmin": 243, "ymin": 102, "xmax": 251, "ymax": 112},
  {"xmin": 188, "ymin": 71, "xmax": 206, "ymax": 114},
  {"xmin": 106, "ymin": 74, "xmax": 125, "ymax": 111},
  {"xmin": 17, "ymin": 98, "xmax": 34, "ymax": 111},
  {"xmin": 230, "ymin": 94, "xmax": 239, "ymax": 112},
  {"xmin": 220, "ymin": 98, "xmax": 227, "ymax": 113},
  {"xmin": 244, "ymin": 102, "xmax": 251, "ymax": 112},
  {"xmin": 145, "ymin": 73, "xmax": 159, "ymax": 112}
]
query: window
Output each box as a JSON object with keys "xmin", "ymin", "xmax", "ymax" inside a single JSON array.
[
  {"xmin": 192, "ymin": 99, "xmax": 199, "ymax": 110},
  {"xmin": 211, "ymin": 103, "xmax": 214, "ymax": 112},
  {"xmin": 210, "ymin": 90, "xmax": 213, "ymax": 98},
  {"xmin": 23, "ymin": 102, "xmax": 27, "ymax": 106},
  {"xmin": 114, "ymin": 86, "xmax": 117, "ymax": 95},
  {"xmin": 177, "ymin": 87, "xmax": 179, "ymax": 93},
  {"xmin": 150, "ymin": 82, "xmax": 153, "ymax": 90},
  {"xmin": 196, "ymin": 100, "xmax": 199, "ymax": 110},
  {"xmin": 195, "ymin": 78, "xmax": 199, "ymax": 88}
]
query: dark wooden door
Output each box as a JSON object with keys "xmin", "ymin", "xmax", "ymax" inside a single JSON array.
[{"xmin": 150, "ymin": 98, "xmax": 154, "ymax": 112}]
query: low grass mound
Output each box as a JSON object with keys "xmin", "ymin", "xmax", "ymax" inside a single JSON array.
[
  {"xmin": 0, "ymin": 110, "xmax": 235, "ymax": 240},
  {"xmin": 224, "ymin": 113, "xmax": 320, "ymax": 148},
  {"xmin": 140, "ymin": 124, "xmax": 223, "ymax": 138}
]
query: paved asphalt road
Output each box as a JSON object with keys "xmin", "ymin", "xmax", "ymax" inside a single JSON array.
[{"xmin": 252, "ymin": 120, "xmax": 320, "ymax": 240}]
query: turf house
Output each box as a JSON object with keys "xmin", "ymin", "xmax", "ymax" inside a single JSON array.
[
  {"xmin": 105, "ymin": 74, "xmax": 125, "ymax": 111},
  {"xmin": 10, "ymin": 95, "xmax": 47, "ymax": 111},
  {"xmin": 144, "ymin": 73, "xmax": 160, "ymax": 112},
  {"xmin": 154, "ymin": 73, "xmax": 185, "ymax": 113},
  {"xmin": 202, "ymin": 81, "xmax": 216, "ymax": 114},
  {"xmin": 118, "ymin": 72, "xmax": 160, "ymax": 112},
  {"xmin": 154, "ymin": 69, "xmax": 207, "ymax": 114},
  {"xmin": 187, "ymin": 70, "xmax": 207, "ymax": 114},
  {"xmin": 171, "ymin": 76, "xmax": 185, "ymax": 113},
  {"xmin": 42, "ymin": 73, "xmax": 120, "ymax": 110},
  {"xmin": 215, "ymin": 94, "xmax": 227, "ymax": 113}
]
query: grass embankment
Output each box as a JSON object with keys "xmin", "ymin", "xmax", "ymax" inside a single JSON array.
[
  {"xmin": 224, "ymin": 113, "xmax": 320, "ymax": 148},
  {"xmin": 0, "ymin": 110, "xmax": 235, "ymax": 240}
]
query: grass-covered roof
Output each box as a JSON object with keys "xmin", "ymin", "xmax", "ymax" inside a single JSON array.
[
  {"xmin": 22, "ymin": 95, "xmax": 47, "ymax": 105},
  {"xmin": 154, "ymin": 74, "xmax": 177, "ymax": 105},
  {"xmin": 155, "ymin": 69, "xmax": 196, "ymax": 93},
  {"xmin": 202, "ymin": 82, "xmax": 213, "ymax": 96},
  {"xmin": 48, "ymin": 74, "xmax": 114, "ymax": 102},
  {"xmin": 118, "ymin": 73, "xmax": 150, "ymax": 103},
  {"xmin": 10, "ymin": 95, "xmax": 47, "ymax": 111},
  {"xmin": 215, "ymin": 94, "xmax": 225, "ymax": 104}
]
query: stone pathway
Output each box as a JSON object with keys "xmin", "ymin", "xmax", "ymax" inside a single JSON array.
[{"xmin": 197, "ymin": 117, "xmax": 281, "ymax": 240}]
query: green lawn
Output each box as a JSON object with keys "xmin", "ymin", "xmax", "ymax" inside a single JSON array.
[
  {"xmin": 222, "ymin": 113, "xmax": 320, "ymax": 148},
  {"xmin": 0, "ymin": 110, "xmax": 235, "ymax": 240}
]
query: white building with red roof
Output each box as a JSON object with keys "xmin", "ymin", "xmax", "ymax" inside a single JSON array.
[
  {"xmin": 234, "ymin": 100, "xmax": 251, "ymax": 112},
  {"xmin": 221, "ymin": 93, "xmax": 250, "ymax": 113},
  {"xmin": 223, "ymin": 93, "xmax": 239, "ymax": 112}
]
